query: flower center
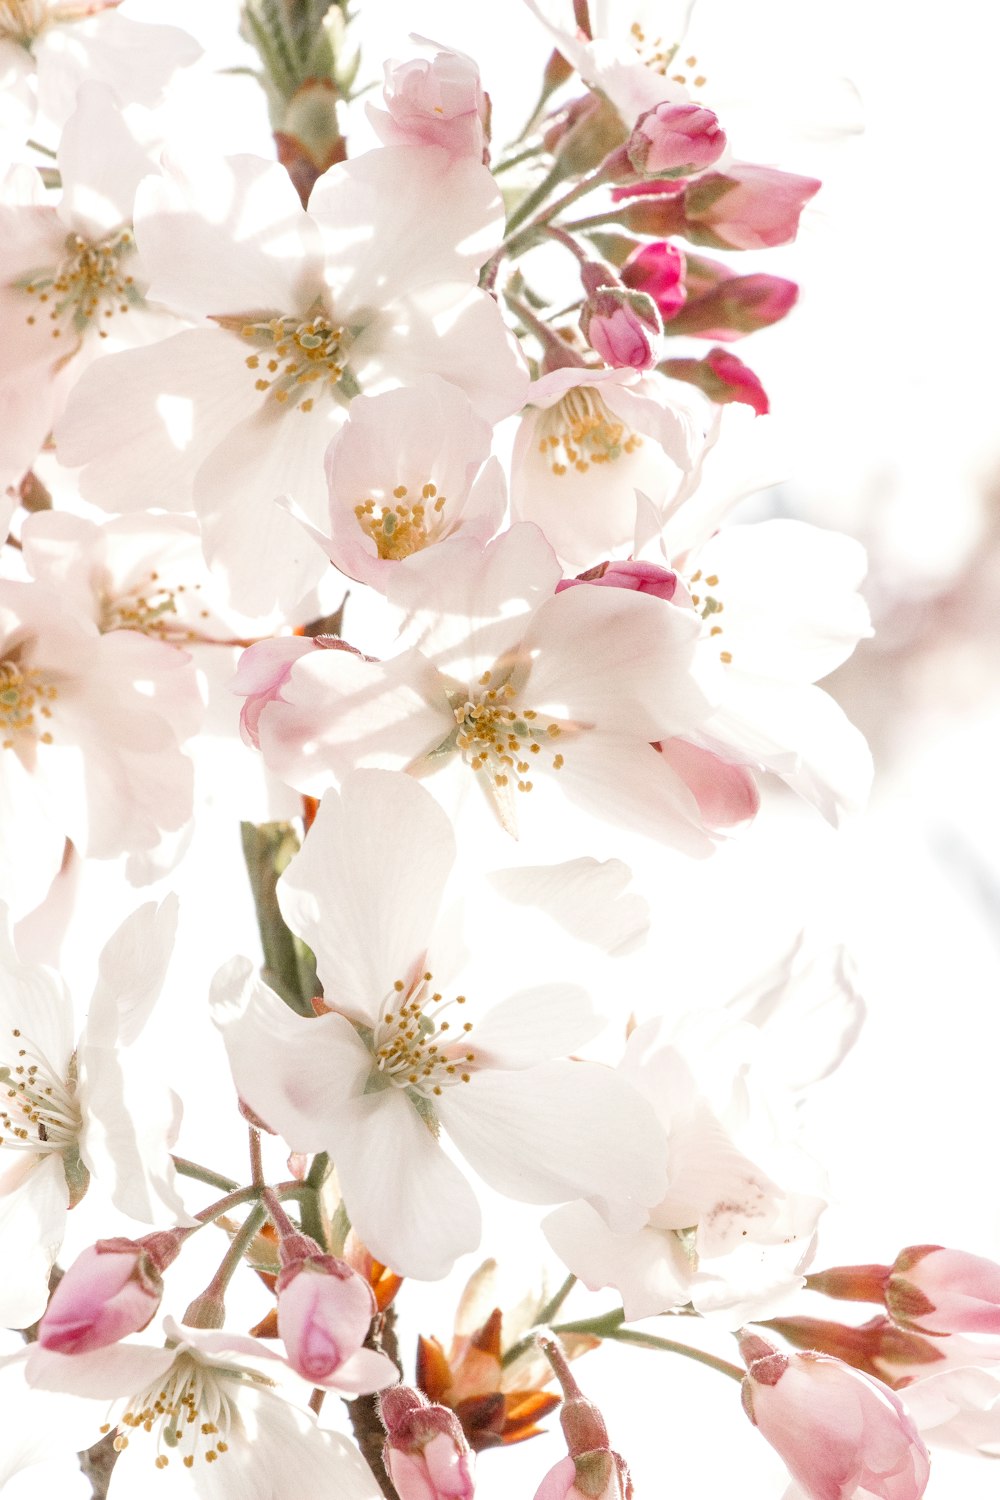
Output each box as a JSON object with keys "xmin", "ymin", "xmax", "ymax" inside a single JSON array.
[
  {"xmin": 0, "ymin": 657, "xmax": 57, "ymax": 749},
  {"xmin": 354, "ymin": 482, "xmax": 447, "ymax": 561},
  {"xmin": 112, "ymin": 1353, "xmax": 240, "ymax": 1469},
  {"xmin": 454, "ymin": 670, "xmax": 565, "ymax": 793},
  {"xmin": 0, "ymin": 1027, "xmax": 80, "ymax": 1155},
  {"xmin": 0, "ymin": 0, "xmax": 50, "ymax": 43},
  {"xmin": 19, "ymin": 229, "xmax": 141, "ymax": 344},
  {"xmin": 99, "ymin": 570, "xmax": 203, "ymax": 643},
  {"xmin": 687, "ymin": 567, "xmax": 732, "ymax": 664},
  {"xmin": 372, "ymin": 972, "xmax": 477, "ymax": 1099},
  {"xmin": 537, "ymin": 388, "xmax": 641, "ymax": 477},
  {"xmin": 241, "ymin": 313, "xmax": 349, "ymax": 413},
  {"xmin": 628, "ymin": 23, "xmax": 707, "ymax": 87}
]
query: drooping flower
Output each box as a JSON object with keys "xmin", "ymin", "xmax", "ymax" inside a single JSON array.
[
  {"xmin": 380, "ymin": 1386, "xmax": 476, "ymax": 1500},
  {"xmin": 0, "ymin": 897, "xmax": 188, "ymax": 1329},
  {"xmin": 212, "ymin": 769, "xmax": 668, "ymax": 1280},
  {"xmin": 738, "ymin": 1332, "xmax": 931, "ymax": 1500}
]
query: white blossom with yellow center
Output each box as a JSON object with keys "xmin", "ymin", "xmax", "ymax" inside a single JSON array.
[{"xmin": 213, "ymin": 770, "xmax": 670, "ymax": 1282}]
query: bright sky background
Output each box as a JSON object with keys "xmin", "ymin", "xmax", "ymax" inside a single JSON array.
[{"xmin": 5, "ymin": 2, "xmax": 1000, "ymax": 1496}]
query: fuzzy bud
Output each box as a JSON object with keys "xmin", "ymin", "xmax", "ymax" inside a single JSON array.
[
  {"xmin": 380, "ymin": 1386, "xmax": 476, "ymax": 1500},
  {"xmin": 627, "ymin": 102, "xmax": 726, "ymax": 177},
  {"xmin": 620, "ymin": 241, "xmax": 686, "ymax": 320},
  {"xmin": 887, "ymin": 1246, "xmax": 1000, "ymax": 1336},
  {"xmin": 662, "ymin": 347, "xmax": 769, "ymax": 415},
  {"xmin": 578, "ymin": 263, "xmax": 662, "ymax": 369}
]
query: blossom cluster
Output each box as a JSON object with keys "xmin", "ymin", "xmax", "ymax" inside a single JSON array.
[{"xmin": 0, "ymin": 4, "xmax": 990, "ymax": 1500}]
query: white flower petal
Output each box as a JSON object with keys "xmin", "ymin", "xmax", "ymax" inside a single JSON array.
[
  {"xmin": 277, "ymin": 770, "xmax": 454, "ymax": 1025},
  {"xmin": 210, "ymin": 958, "xmax": 371, "ymax": 1152},
  {"xmin": 437, "ymin": 1061, "xmax": 667, "ymax": 1228},
  {"xmin": 544, "ymin": 1203, "xmax": 691, "ymax": 1321},
  {"xmin": 464, "ymin": 985, "xmax": 600, "ymax": 1069},
  {"xmin": 334, "ymin": 1087, "xmax": 482, "ymax": 1280},
  {"xmin": 0, "ymin": 1154, "xmax": 68, "ymax": 1328},
  {"xmin": 487, "ymin": 857, "xmax": 649, "ymax": 956},
  {"xmin": 84, "ymin": 896, "xmax": 178, "ymax": 1050}
]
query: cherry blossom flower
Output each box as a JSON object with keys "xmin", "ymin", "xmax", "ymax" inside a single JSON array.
[
  {"xmin": 0, "ymin": 897, "xmax": 188, "ymax": 1329},
  {"xmin": 544, "ymin": 940, "xmax": 864, "ymax": 1324},
  {"xmin": 0, "ymin": 576, "xmax": 199, "ymax": 918},
  {"xmin": 380, "ymin": 1386, "xmax": 476, "ymax": 1500},
  {"xmin": 510, "ymin": 366, "xmax": 709, "ymax": 571},
  {"xmin": 0, "ymin": 83, "xmax": 178, "ymax": 489},
  {"xmin": 657, "ymin": 515, "xmax": 875, "ymax": 823},
  {"xmin": 56, "ymin": 143, "xmax": 527, "ymax": 612},
  {"xmin": 367, "ymin": 38, "xmax": 489, "ymax": 161},
  {"xmin": 239, "ymin": 525, "xmax": 716, "ymax": 851},
  {"xmin": 21, "ymin": 1315, "xmax": 384, "ymax": 1495},
  {"xmin": 212, "ymin": 769, "xmax": 668, "ymax": 1280},
  {"xmin": 0, "ymin": 1, "xmax": 199, "ymax": 171},
  {"xmin": 302, "ymin": 376, "xmax": 506, "ymax": 591}
]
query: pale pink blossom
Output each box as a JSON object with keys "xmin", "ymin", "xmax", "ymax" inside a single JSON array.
[
  {"xmin": 240, "ymin": 525, "xmax": 716, "ymax": 852},
  {"xmin": 234, "ymin": 636, "xmax": 330, "ymax": 751},
  {"xmin": 619, "ymin": 164, "xmax": 821, "ymax": 250},
  {"xmin": 56, "ymin": 143, "xmax": 526, "ymax": 612},
  {"xmin": 367, "ymin": 38, "xmax": 489, "ymax": 161},
  {"xmin": 212, "ymin": 770, "xmax": 668, "ymax": 1279},
  {"xmin": 307, "ymin": 376, "xmax": 505, "ymax": 590},
  {"xmin": 510, "ymin": 366, "xmax": 710, "ymax": 571},
  {"xmin": 627, "ymin": 102, "xmax": 726, "ymax": 176},
  {"xmin": 739, "ymin": 1334, "xmax": 931, "ymax": 1500},
  {"xmin": 888, "ymin": 1249, "xmax": 1000, "ymax": 1337}
]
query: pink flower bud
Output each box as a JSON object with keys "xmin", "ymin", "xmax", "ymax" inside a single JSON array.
[
  {"xmin": 680, "ymin": 164, "xmax": 822, "ymax": 249},
  {"xmin": 739, "ymin": 1333, "xmax": 931, "ymax": 1500},
  {"xmin": 556, "ymin": 559, "xmax": 678, "ymax": 601},
  {"xmin": 578, "ymin": 266, "xmax": 662, "ymax": 370},
  {"xmin": 534, "ymin": 1452, "xmax": 631, "ymax": 1500},
  {"xmin": 368, "ymin": 46, "xmax": 490, "ymax": 161},
  {"xmin": 886, "ymin": 1245, "xmax": 1000, "ymax": 1336},
  {"xmin": 276, "ymin": 1250, "xmax": 377, "ymax": 1383},
  {"xmin": 38, "ymin": 1239, "xmax": 167, "ymax": 1354},
  {"xmin": 620, "ymin": 241, "xmax": 686, "ymax": 321},
  {"xmin": 764, "ymin": 1314, "xmax": 948, "ymax": 1388},
  {"xmin": 657, "ymin": 738, "xmax": 760, "ymax": 829},
  {"xmin": 627, "ymin": 103, "xmax": 727, "ymax": 177},
  {"xmin": 665, "ymin": 267, "xmax": 798, "ymax": 341},
  {"xmin": 662, "ymin": 348, "xmax": 769, "ymax": 415},
  {"xmin": 380, "ymin": 1387, "xmax": 475, "ymax": 1500}
]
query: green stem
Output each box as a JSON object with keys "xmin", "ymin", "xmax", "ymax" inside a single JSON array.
[
  {"xmin": 249, "ymin": 1127, "xmax": 264, "ymax": 1187},
  {"xmin": 299, "ymin": 1151, "xmax": 331, "ymax": 1249},
  {"xmin": 536, "ymin": 1273, "xmax": 578, "ymax": 1328},
  {"xmin": 493, "ymin": 142, "xmax": 547, "ymax": 176},
  {"xmin": 172, "ymin": 1157, "xmax": 240, "ymax": 1193},
  {"xmin": 560, "ymin": 209, "xmax": 634, "ymax": 234},
  {"xmin": 504, "ymin": 160, "xmax": 569, "ymax": 236},
  {"xmin": 26, "ymin": 138, "xmax": 56, "ymax": 159},
  {"xmin": 604, "ymin": 1328, "xmax": 744, "ymax": 1382},
  {"xmin": 208, "ymin": 1203, "xmax": 268, "ymax": 1297}
]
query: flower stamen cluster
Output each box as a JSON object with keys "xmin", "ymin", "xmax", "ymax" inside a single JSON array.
[
  {"xmin": 111, "ymin": 1354, "xmax": 241, "ymax": 1469},
  {"xmin": 0, "ymin": 657, "xmax": 57, "ymax": 748},
  {"xmin": 241, "ymin": 313, "xmax": 347, "ymax": 412},
  {"xmin": 454, "ymin": 671, "xmax": 565, "ymax": 793},
  {"xmin": 354, "ymin": 482, "xmax": 448, "ymax": 560},
  {"xmin": 0, "ymin": 1027, "xmax": 80, "ymax": 1154},
  {"xmin": 19, "ymin": 229, "xmax": 140, "ymax": 344},
  {"xmin": 374, "ymin": 974, "xmax": 477, "ymax": 1098},
  {"xmin": 538, "ymin": 388, "xmax": 642, "ymax": 477}
]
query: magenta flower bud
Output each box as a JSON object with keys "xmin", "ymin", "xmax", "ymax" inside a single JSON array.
[
  {"xmin": 556, "ymin": 559, "xmax": 678, "ymax": 602},
  {"xmin": 620, "ymin": 241, "xmax": 686, "ymax": 321},
  {"xmin": 38, "ymin": 1238, "xmax": 167, "ymax": 1353},
  {"xmin": 627, "ymin": 102, "xmax": 727, "ymax": 177},
  {"xmin": 276, "ymin": 1251, "xmax": 377, "ymax": 1383},
  {"xmin": 739, "ymin": 1333, "xmax": 931, "ymax": 1500},
  {"xmin": 665, "ymin": 268, "xmax": 798, "ymax": 341},
  {"xmin": 662, "ymin": 347, "xmax": 769, "ymax": 415},
  {"xmin": 380, "ymin": 1387, "xmax": 475, "ymax": 1500},
  {"xmin": 885, "ymin": 1245, "xmax": 1000, "ymax": 1336}
]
